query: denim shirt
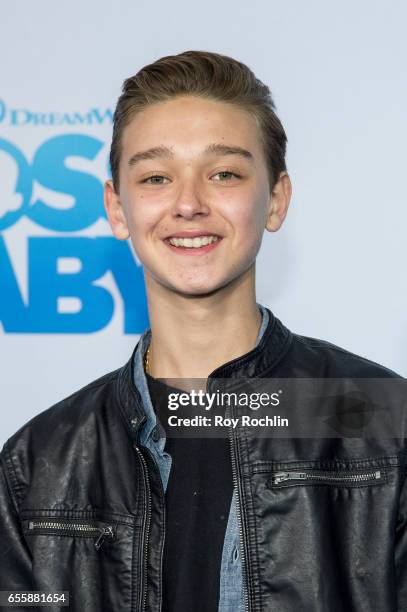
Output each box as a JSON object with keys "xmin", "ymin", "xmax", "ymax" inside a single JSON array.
[{"xmin": 133, "ymin": 303, "xmax": 270, "ymax": 611}]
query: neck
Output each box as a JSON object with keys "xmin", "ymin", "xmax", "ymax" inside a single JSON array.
[{"xmin": 144, "ymin": 266, "xmax": 263, "ymax": 378}]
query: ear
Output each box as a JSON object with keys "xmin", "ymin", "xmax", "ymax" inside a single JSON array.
[
  {"xmin": 104, "ymin": 180, "xmax": 130, "ymax": 240},
  {"xmin": 265, "ymin": 172, "xmax": 292, "ymax": 232}
]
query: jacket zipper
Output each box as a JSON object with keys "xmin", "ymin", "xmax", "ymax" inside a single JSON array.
[
  {"xmin": 227, "ymin": 405, "xmax": 251, "ymax": 612},
  {"xmin": 27, "ymin": 520, "xmax": 114, "ymax": 550},
  {"xmin": 134, "ymin": 445, "xmax": 152, "ymax": 612},
  {"xmin": 271, "ymin": 469, "xmax": 382, "ymax": 485}
]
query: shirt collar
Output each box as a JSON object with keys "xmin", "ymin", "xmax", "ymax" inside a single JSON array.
[{"xmin": 132, "ymin": 303, "xmax": 270, "ymax": 446}]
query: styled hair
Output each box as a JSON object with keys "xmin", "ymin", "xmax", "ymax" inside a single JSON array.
[{"xmin": 110, "ymin": 50, "xmax": 287, "ymax": 193}]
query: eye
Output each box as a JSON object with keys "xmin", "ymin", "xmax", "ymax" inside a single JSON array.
[
  {"xmin": 141, "ymin": 175, "xmax": 170, "ymax": 185},
  {"xmin": 212, "ymin": 171, "xmax": 241, "ymax": 181}
]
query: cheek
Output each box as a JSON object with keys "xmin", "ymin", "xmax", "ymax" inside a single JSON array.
[
  {"xmin": 227, "ymin": 196, "xmax": 267, "ymax": 242},
  {"xmin": 123, "ymin": 198, "xmax": 156, "ymax": 240}
]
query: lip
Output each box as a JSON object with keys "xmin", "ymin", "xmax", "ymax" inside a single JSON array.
[
  {"xmin": 163, "ymin": 236, "xmax": 223, "ymax": 256},
  {"xmin": 164, "ymin": 230, "xmax": 222, "ymax": 239}
]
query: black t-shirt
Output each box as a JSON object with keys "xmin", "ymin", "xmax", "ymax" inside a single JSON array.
[{"xmin": 145, "ymin": 373, "xmax": 233, "ymax": 612}]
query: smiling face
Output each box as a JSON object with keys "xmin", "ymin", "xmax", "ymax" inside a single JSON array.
[{"xmin": 104, "ymin": 95, "xmax": 291, "ymax": 297}]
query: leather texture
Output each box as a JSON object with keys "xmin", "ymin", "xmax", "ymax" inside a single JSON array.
[{"xmin": 0, "ymin": 310, "xmax": 406, "ymax": 612}]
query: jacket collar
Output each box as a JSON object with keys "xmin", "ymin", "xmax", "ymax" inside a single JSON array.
[{"xmin": 116, "ymin": 304, "xmax": 292, "ymax": 440}]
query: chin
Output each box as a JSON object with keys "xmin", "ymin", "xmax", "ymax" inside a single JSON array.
[
  {"xmin": 175, "ymin": 284, "xmax": 222, "ymax": 297},
  {"xmin": 164, "ymin": 276, "xmax": 226, "ymax": 297},
  {"xmin": 150, "ymin": 268, "xmax": 234, "ymax": 297}
]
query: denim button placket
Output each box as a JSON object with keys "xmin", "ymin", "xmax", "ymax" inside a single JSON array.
[{"xmin": 151, "ymin": 426, "xmax": 160, "ymax": 442}]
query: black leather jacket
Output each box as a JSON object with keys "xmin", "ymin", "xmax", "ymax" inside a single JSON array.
[{"xmin": 1, "ymin": 311, "xmax": 406, "ymax": 611}]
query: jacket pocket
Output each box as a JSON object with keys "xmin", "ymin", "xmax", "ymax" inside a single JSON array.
[
  {"xmin": 268, "ymin": 467, "xmax": 385, "ymax": 487},
  {"xmin": 250, "ymin": 457, "xmax": 401, "ymax": 612},
  {"xmin": 20, "ymin": 510, "xmax": 138, "ymax": 612},
  {"xmin": 23, "ymin": 518, "xmax": 116, "ymax": 551}
]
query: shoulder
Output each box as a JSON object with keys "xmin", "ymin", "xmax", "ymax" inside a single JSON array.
[
  {"xmin": 287, "ymin": 331, "xmax": 402, "ymax": 378},
  {"xmin": 2, "ymin": 365, "xmax": 124, "ymax": 463},
  {"xmin": 0, "ymin": 359, "xmax": 141, "ymax": 512},
  {"xmin": 0, "ymin": 364, "xmax": 132, "ymax": 509}
]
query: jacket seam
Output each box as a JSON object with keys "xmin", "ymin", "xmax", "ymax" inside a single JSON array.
[
  {"xmin": 393, "ymin": 463, "xmax": 406, "ymax": 609},
  {"xmin": 115, "ymin": 359, "xmax": 144, "ymax": 441},
  {"xmin": 294, "ymin": 334, "xmax": 401, "ymax": 375},
  {"xmin": 241, "ymin": 428, "xmax": 263, "ymax": 611},
  {"xmin": 2, "ymin": 440, "xmax": 22, "ymax": 514},
  {"xmin": 24, "ymin": 370, "xmax": 122, "ymax": 421},
  {"xmin": 251, "ymin": 454, "xmax": 403, "ymax": 469},
  {"xmin": 227, "ymin": 333, "xmax": 292, "ymax": 376},
  {"xmin": 156, "ymin": 480, "xmax": 165, "ymax": 612},
  {"xmin": 20, "ymin": 508, "xmax": 134, "ymax": 519},
  {"xmin": 0, "ymin": 454, "xmax": 19, "ymax": 518},
  {"xmin": 394, "ymin": 471, "xmax": 406, "ymax": 530},
  {"xmin": 60, "ymin": 370, "xmax": 120, "ymax": 404},
  {"xmin": 131, "ymin": 507, "xmax": 137, "ymax": 611},
  {"xmin": 209, "ymin": 312, "xmax": 292, "ymax": 377},
  {"xmin": 260, "ymin": 333, "xmax": 294, "ymax": 377},
  {"xmin": 235, "ymin": 333, "xmax": 293, "ymax": 380}
]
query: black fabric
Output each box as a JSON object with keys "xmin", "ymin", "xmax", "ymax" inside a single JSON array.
[{"xmin": 146, "ymin": 373, "xmax": 233, "ymax": 612}]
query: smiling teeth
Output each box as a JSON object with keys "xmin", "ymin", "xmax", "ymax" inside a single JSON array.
[{"xmin": 169, "ymin": 235, "xmax": 220, "ymax": 248}]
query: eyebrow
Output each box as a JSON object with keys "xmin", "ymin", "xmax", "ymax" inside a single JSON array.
[{"xmin": 127, "ymin": 143, "xmax": 255, "ymax": 167}]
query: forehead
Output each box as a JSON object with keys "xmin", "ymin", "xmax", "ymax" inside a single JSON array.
[{"xmin": 121, "ymin": 95, "xmax": 264, "ymax": 159}]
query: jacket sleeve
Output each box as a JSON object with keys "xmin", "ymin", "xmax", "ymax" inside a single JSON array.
[
  {"xmin": 395, "ymin": 466, "xmax": 407, "ymax": 610},
  {"xmin": 0, "ymin": 450, "xmax": 32, "ymax": 591}
]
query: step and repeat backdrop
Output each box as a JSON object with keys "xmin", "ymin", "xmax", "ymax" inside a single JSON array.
[{"xmin": 1, "ymin": 0, "xmax": 406, "ymax": 445}]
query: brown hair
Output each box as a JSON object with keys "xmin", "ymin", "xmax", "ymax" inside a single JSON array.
[{"xmin": 110, "ymin": 50, "xmax": 287, "ymax": 193}]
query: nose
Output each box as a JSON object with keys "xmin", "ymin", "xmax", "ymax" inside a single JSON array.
[{"xmin": 171, "ymin": 177, "xmax": 210, "ymax": 220}]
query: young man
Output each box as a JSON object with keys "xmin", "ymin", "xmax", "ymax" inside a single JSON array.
[{"xmin": 0, "ymin": 51, "xmax": 405, "ymax": 612}]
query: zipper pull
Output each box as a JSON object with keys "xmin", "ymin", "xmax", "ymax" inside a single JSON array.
[
  {"xmin": 94, "ymin": 526, "xmax": 114, "ymax": 551},
  {"xmin": 272, "ymin": 471, "xmax": 307, "ymax": 485},
  {"xmin": 272, "ymin": 472, "xmax": 289, "ymax": 484}
]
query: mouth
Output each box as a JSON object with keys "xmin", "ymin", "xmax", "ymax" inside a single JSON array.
[{"xmin": 163, "ymin": 234, "xmax": 223, "ymax": 255}]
